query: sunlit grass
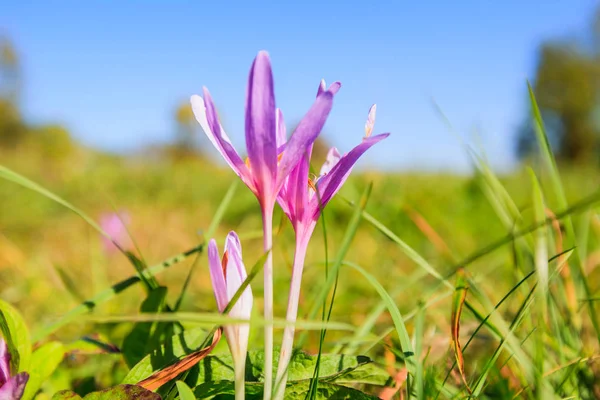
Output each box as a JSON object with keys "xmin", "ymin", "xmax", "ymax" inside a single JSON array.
[{"xmin": 1, "ymin": 109, "xmax": 599, "ymax": 398}]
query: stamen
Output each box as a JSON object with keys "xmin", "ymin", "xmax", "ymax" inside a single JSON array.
[{"xmin": 221, "ymin": 250, "xmax": 229, "ymax": 280}]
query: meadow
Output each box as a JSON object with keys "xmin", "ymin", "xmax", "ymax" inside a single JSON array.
[{"xmin": 0, "ymin": 99, "xmax": 599, "ymax": 398}]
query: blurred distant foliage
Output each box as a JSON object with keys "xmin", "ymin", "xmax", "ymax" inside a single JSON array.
[
  {"xmin": 0, "ymin": 36, "xmax": 77, "ymax": 163},
  {"xmin": 518, "ymin": 9, "xmax": 600, "ymax": 164},
  {"xmin": 172, "ymin": 101, "xmax": 201, "ymax": 158}
]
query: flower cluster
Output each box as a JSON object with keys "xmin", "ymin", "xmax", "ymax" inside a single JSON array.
[{"xmin": 192, "ymin": 51, "xmax": 388, "ymax": 400}]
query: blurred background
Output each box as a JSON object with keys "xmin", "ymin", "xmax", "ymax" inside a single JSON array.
[{"xmin": 1, "ymin": 0, "xmax": 600, "ymax": 390}]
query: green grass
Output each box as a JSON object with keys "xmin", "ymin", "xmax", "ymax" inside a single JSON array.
[{"xmin": 0, "ymin": 129, "xmax": 599, "ymax": 398}]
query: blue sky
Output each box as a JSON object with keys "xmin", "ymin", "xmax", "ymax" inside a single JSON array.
[{"xmin": 1, "ymin": 1, "xmax": 597, "ymax": 172}]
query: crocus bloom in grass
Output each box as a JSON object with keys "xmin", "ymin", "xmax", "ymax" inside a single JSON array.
[
  {"xmin": 191, "ymin": 51, "xmax": 337, "ymax": 398},
  {"xmin": 208, "ymin": 231, "xmax": 253, "ymax": 400},
  {"xmin": 274, "ymin": 91, "xmax": 388, "ymax": 400},
  {"xmin": 99, "ymin": 211, "xmax": 132, "ymax": 254},
  {"xmin": 0, "ymin": 338, "xmax": 29, "ymax": 400},
  {"xmin": 190, "ymin": 51, "xmax": 336, "ymax": 210},
  {"xmin": 278, "ymin": 87, "xmax": 388, "ymax": 248}
]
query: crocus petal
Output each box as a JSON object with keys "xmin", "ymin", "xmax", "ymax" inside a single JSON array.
[
  {"xmin": 276, "ymin": 108, "xmax": 287, "ymax": 149},
  {"xmin": 316, "ymin": 80, "xmax": 341, "ymax": 97},
  {"xmin": 245, "ymin": 51, "xmax": 277, "ymax": 201},
  {"xmin": 364, "ymin": 104, "xmax": 377, "ymax": 138},
  {"xmin": 326, "ymin": 81, "xmax": 342, "ymax": 95},
  {"xmin": 316, "ymin": 79, "xmax": 327, "ymax": 97},
  {"xmin": 0, "ymin": 372, "xmax": 29, "ymax": 400},
  {"xmin": 207, "ymin": 239, "xmax": 228, "ymax": 313},
  {"xmin": 277, "ymin": 145, "xmax": 310, "ymax": 226},
  {"xmin": 225, "ymin": 232, "xmax": 253, "ymax": 320},
  {"xmin": 276, "ymin": 91, "xmax": 334, "ymax": 191},
  {"xmin": 191, "ymin": 92, "xmax": 255, "ymax": 191},
  {"xmin": 313, "ymin": 133, "xmax": 389, "ymax": 210},
  {"xmin": 224, "ymin": 231, "xmax": 244, "ymax": 284},
  {"xmin": 0, "ymin": 339, "xmax": 9, "ymax": 386},
  {"xmin": 319, "ymin": 147, "xmax": 341, "ymax": 177}
]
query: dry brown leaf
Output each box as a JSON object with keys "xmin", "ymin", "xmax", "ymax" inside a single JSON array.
[
  {"xmin": 138, "ymin": 328, "xmax": 222, "ymax": 391},
  {"xmin": 378, "ymin": 368, "xmax": 408, "ymax": 400}
]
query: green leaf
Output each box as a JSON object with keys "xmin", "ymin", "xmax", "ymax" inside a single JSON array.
[
  {"xmin": 52, "ymin": 391, "xmax": 83, "ymax": 399},
  {"xmin": 283, "ymin": 380, "xmax": 380, "ymax": 400},
  {"xmin": 190, "ymin": 381, "xmax": 262, "ymax": 399},
  {"xmin": 52, "ymin": 385, "xmax": 161, "ymax": 399},
  {"xmin": 189, "ymin": 380, "xmax": 379, "ymax": 400},
  {"xmin": 181, "ymin": 349, "xmax": 388, "ymax": 389},
  {"xmin": 123, "ymin": 286, "xmax": 169, "ymax": 368},
  {"xmin": 122, "ymin": 327, "xmax": 207, "ymax": 384},
  {"xmin": 0, "ymin": 299, "xmax": 31, "ymax": 372},
  {"xmin": 22, "ymin": 341, "xmax": 66, "ymax": 400},
  {"xmin": 175, "ymin": 381, "xmax": 196, "ymax": 400},
  {"xmin": 285, "ymin": 352, "xmax": 375, "ymax": 383},
  {"xmin": 326, "ymin": 362, "xmax": 391, "ymax": 386}
]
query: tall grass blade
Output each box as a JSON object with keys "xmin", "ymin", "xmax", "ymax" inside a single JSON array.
[{"xmin": 527, "ymin": 82, "xmax": 600, "ymax": 342}]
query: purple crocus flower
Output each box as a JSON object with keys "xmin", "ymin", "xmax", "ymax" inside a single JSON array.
[
  {"xmin": 190, "ymin": 51, "xmax": 335, "ymax": 211},
  {"xmin": 208, "ymin": 232, "xmax": 253, "ymax": 400},
  {"xmin": 191, "ymin": 51, "xmax": 337, "ymax": 398},
  {"xmin": 273, "ymin": 87, "xmax": 388, "ymax": 399},
  {"xmin": 99, "ymin": 211, "xmax": 131, "ymax": 254},
  {"xmin": 0, "ymin": 338, "xmax": 29, "ymax": 400}
]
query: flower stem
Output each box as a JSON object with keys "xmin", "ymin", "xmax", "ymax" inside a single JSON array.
[
  {"xmin": 235, "ymin": 357, "xmax": 246, "ymax": 400},
  {"xmin": 262, "ymin": 207, "xmax": 274, "ymax": 400},
  {"xmin": 274, "ymin": 238, "xmax": 308, "ymax": 400}
]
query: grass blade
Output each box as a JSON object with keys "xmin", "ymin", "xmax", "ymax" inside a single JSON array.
[{"xmin": 450, "ymin": 268, "xmax": 471, "ymax": 394}]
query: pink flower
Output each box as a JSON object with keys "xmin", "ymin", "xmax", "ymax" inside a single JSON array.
[
  {"xmin": 99, "ymin": 211, "xmax": 131, "ymax": 254},
  {"xmin": 208, "ymin": 232, "xmax": 253, "ymax": 399},
  {"xmin": 191, "ymin": 52, "xmax": 339, "ymax": 398},
  {"xmin": 190, "ymin": 51, "xmax": 336, "ymax": 210},
  {"xmin": 0, "ymin": 338, "xmax": 29, "ymax": 400},
  {"xmin": 278, "ymin": 87, "xmax": 388, "ymax": 247},
  {"xmin": 274, "ymin": 89, "xmax": 388, "ymax": 399}
]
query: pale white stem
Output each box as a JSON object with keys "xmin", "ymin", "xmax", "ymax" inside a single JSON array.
[
  {"xmin": 262, "ymin": 207, "xmax": 274, "ymax": 400},
  {"xmin": 235, "ymin": 355, "xmax": 246, "ymax": 400},
  {"xmin": 274, "ymin": 239, "xmax": 308, "ymax": 400}
]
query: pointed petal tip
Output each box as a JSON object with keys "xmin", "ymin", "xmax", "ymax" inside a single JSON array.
[
  {"xmin": 226, "ymin": 231, "xmax": 241, "ymax": 247},
  {"xmin": 328, "ymin": 81, "xmax": 342, "ymax": 95},
  {"xmin": 254, "ymin": 51, "xmax": 272, "ymax": 69},
  {"xmin": 208, "ymin": 238, "xmax": 218, "ymax": 252},
  {"xmin": 317, "ymin": 79, "xmax": 327, "ymax": 97}
]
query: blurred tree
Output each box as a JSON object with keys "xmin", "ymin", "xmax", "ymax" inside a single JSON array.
[
  {"xmin": 0, "ymin": 36, "xmax": 20, "ymax": 101},
  {"xmin": 0, "ymin": 37, "xmax": 26, "ymax": 147},
  {"xmin": 34, "ymin": 124, "xmax": 75, "ymax": 161},
  {"xmin": 174, "ymin": 101, "xmax": 197, "ymax": 151},
  {"xmin": 170, "ymin": 100, "xmax": 213, "ymax": 160},
  {"xmin": 0, "ymin": 98, "xmax": 26, "ymax": 148},
  {"xmin": 0, "ymin": 36, "xmax": 77, "ymax": 160},
  {"xmin": 311, "ymin": 136, "xmax": 333, "ymax": 167},
  {"xmin": 518, "ymin": 11, "xmax": 600, "ymax": 164}
]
